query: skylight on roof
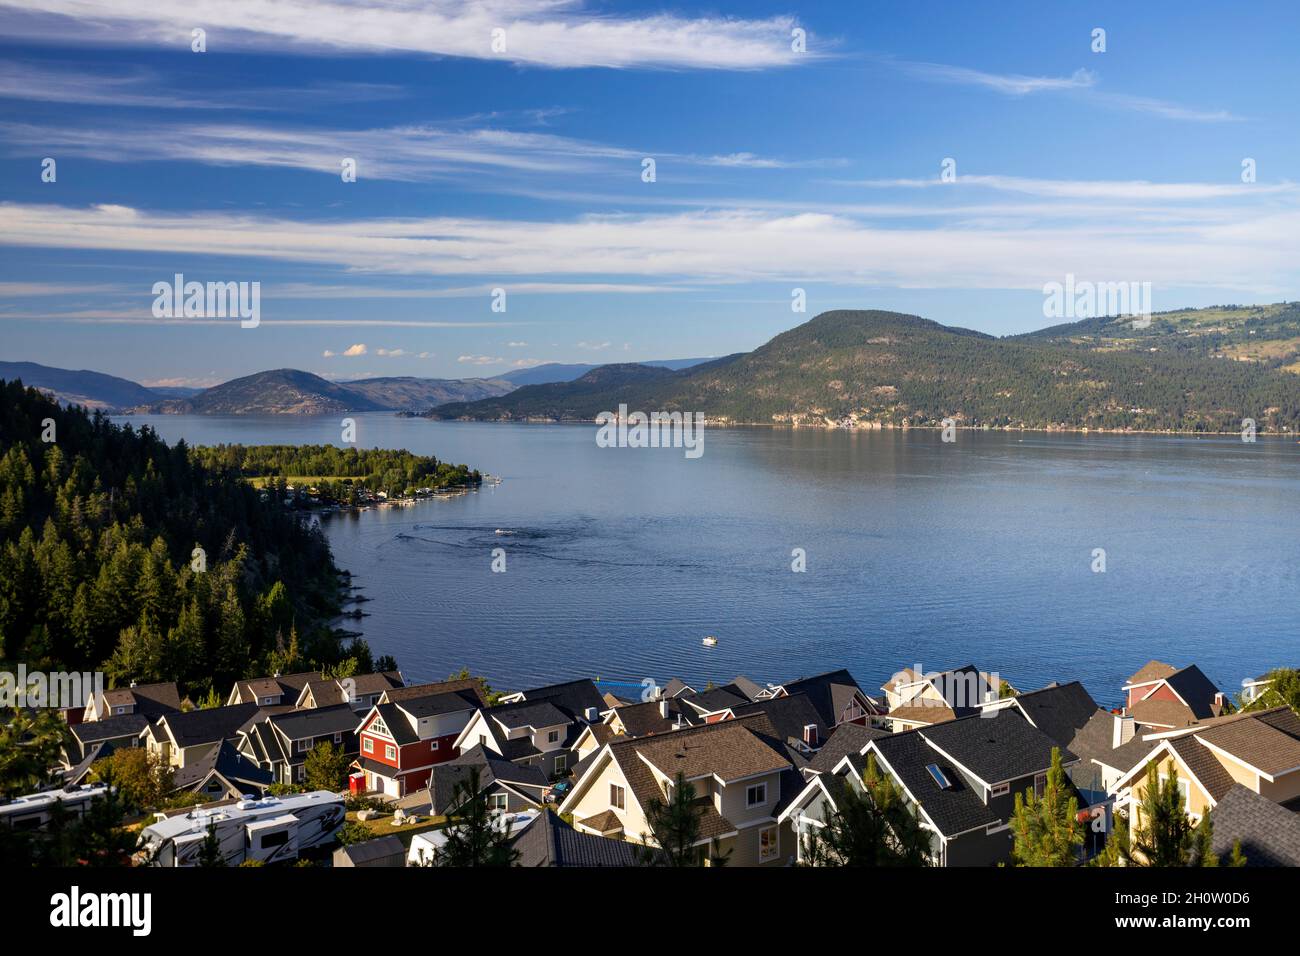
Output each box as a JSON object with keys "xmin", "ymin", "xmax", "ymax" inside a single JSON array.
[{"xmin": 925, "ymin": 763, "xmax": 953, "ymax": 790}]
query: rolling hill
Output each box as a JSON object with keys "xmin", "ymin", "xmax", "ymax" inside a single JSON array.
[
  {"xmin": 501, "ymin": 357, "xmax": 714, "ymax": 386},
  {"xmin": 428, "ymin": 308, "xmax": 1300, "ymax": 433},
  {"xmin": 0, "ymin": 361, "xmax": 160, "ymax": 411}
]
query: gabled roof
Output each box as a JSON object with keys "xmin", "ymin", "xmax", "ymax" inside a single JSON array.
[
  {"xmin": 514, "ymin": 811, "xmax": 652, "ymax": 867},
  {"xmin": 491, "ymin": 701, "xmax": 570, "ymax": 731},
  {"xmin": 777, "ymin": 669, "xmax": 875, "ymax": 725},
  {"xmin": 919, "ymin": 707, "xmax": 1070, "ymax": 787},
  {"xmin": 1066, "ymin": 709, "xmax": 1159, "ymax": 779},
  {"xmin": 266, "ymin": 703, "xmax": 359, "ymax": 741},
  {"xmin": 1166, "ymin": 736, "xmax": 1237, "ymax": 802},
  {"xmin": 806, "ymin": 722, "xmax": 888, "ymax": 775},
  {"xmin": 1209, "ymin": 784, "xmax": 1300, "ymax": 866},
  {"xmin": 383, "ymin": 678, "xmax": 487, "ymax": 708},
  {"xmin": 425, "ymin": 744, "xmax": 549, "ymax": 814},
  {"xmin": 231, "ymin": 671, "xmax": 323, "ymax": 704},
  {"xmin": 869, "ymin": 729, "xmax": 998, "ymax": 839},
  {"xmin": 299, "ymin": 671, "xmax": 403, "ymax": 707},
  {"xmin": 731, "ymin": 676, "xmax": 766, "ymax": 700},
  {"xmin": 70, "ymin": 712, "xmax": 149, "ymax": 746},
  {"xmin": 337, "ymin": 834, "xmax": 405, "ymax": 865},
  {"xmin": 1125, "ymin": 660, "xmax": 1177, "ymax": 686},
  {"xmin": 102, "ymin": 682, "xmax": 181, "ymax": 718},
  {"xmin": 1163, "ymin": 665, "xmax": 1225, "ymax": 720},
  {"xmin": 1009, "ymin": 681, "xmax": 1099, "ymax": 750},
  {"xmin": 1128, "ymin": 697, "xmax": 1199, "ymax": 729},
  {"xmin": 680, "ymin": 684, "xmax": 750, "ymax": 715},
  {"xmin": 1194, "ymin": 707, "xmax": 1300, "ymax": 778},
  {"xmin": 629, "ymin": 719, "xmax": 791, "ymax": 784},
  {"xmin": 732, "ymin": 693, "xmax": 827, "ymax": 747},
  {"xmin": 662, "ymin": 678, "xmax": 696, "ymax": 698},
  {"xmin": 156, "ymin": 703, "xmax": 260, "ymax": 749},
  {"xmin": 509, "ymin": 679, "xmax": 605, "ymax": 720},
  {"xmin": 887, "ymin": 703, "xmax": 957, "ymax": 726},
  {"xmin": 367, "ymin": 702, "xmax": 419, "ymax": 745},
  {"xmin": 610, "ymin": 697, "xmax": 693, "ymax": 737},
  {"xmin": 172, "ymin": 739, "xmax": 274, "ymax": 793}
]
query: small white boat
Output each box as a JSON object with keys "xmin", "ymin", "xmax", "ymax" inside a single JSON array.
[
  {"xmin": 702, "ymin": 635, "xmax": 718, "ymax": 647},
  {"xmin": 494, "ymin": 529, "xmax": 514, "ymax": 536}
]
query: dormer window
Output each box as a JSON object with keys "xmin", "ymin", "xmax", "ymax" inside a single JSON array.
[
  {"xmin": 610, "ymin": 784, "xmax": 625, "ymax": 810},
  {"xmin": 369, "ymin": 716, "xmax": 389, "ymax": 737},
  {"xmin": 746, "ymin": 783, "xmax": 767, "ymax": 807},
  {"xmin": 548, "ymin": 730, "xmax": 559, "ymax": 743}
]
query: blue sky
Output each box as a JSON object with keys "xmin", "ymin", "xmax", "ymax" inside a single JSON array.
[{"xmin": 2, "ymin": 0, "xmax": 1298, "ymax": 387}]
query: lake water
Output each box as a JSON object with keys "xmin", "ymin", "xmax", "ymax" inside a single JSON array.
[{"xmin": 115, "ymin": 413, "xmax": 1300, "ymax": 708}]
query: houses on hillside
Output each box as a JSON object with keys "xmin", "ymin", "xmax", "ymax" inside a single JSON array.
[{"xmin": 27, "ymin": 657, "xmax": 1300, "ymax": 868}]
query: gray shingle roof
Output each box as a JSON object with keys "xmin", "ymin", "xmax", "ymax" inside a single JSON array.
[
  {"xmin": 1013, "ymin": 681, "xmax": 1100, "ymax": 750},
  {"xmin": 870, "ymin": 729, "xmax": 998, "ymax": 838},
  {"xmin": 806, "ymin": 722, "xmax": 888, "ymax": 774},
  {"xmin": 514, "ymin": 812, "xmax": 650, "ymax": 867},
  {"xmin": 157, "ymin": 703, "xmax": 259, "ymax": 749},
  {"xmin": 1209, "ymin": 784, "xmax": 1300, "ymax": 866},
  {"xmin": 919, "ymin": 708, "xmax": 1069, "ymax": 785},
  {"xmin": 778, "ymin": 669, "xmax": 873, "ymax": 726}
]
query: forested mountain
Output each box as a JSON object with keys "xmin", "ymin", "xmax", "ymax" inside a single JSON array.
[
  {"xmin": 340, "ymin": 375, "xmax": 512, "ymax": 409},
  {"xmin": 0, "ymin": 381, "xmax": 381, "ymax": 698},
  {"xmin": 429, "ymin": 308, "xmax": 1300, "ymax": 433},
  {"xmin": 0, "ymin": 361, "xmax": 159, "ymax": 411}
]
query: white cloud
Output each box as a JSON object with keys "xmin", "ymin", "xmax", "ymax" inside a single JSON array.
[
  {"xmin": 577, "ymin": 340, "xmax": 611, "ymax": 350},
  {"xmin": 5, "ymin": 190, "xmax": 1300, "ymax": 298},
  {"xmin": 458, "ymin": 354, "xmax": 503, "ymax": 365},
  {"xmin": 2, "ymin": 0, "xmax": 815, "ymax": 70},
  {"xmin": 0, "ymin": 120, "xmax": 833, "ymax": 184},
  {"xmin": 507, "ymin": 341, "xmax": 529, "ymax": 347},
  {"xmin": 342, "ymin": 343, "xmax": 367, "ymax": 356},
  {"xmin": 375, "ymin": 347, "xmax": 406, "ymax": 357},
  {"xmin": 891, "ymin": 58, "xmax": 1238, "ymax": 122}
]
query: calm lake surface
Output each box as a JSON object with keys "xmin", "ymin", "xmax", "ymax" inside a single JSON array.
[{"xmin": 115, "ymin": 413, "xmax": 1300, "ymax": 707}]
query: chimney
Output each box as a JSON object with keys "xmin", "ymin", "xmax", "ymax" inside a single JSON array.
[
  {"xmin": 1112, "ymin": 714, "xmax": 1135, "ymax": 748},
  {"xmin": 659, "ymin": 699, "xmax": 669, "ymax": 720},
  {"xmin": 1213, "ymin": 692, "xmax": 1225, "ymax": 715},
  {"xmin": 803, "ymin": 724, "xmax": 819, "ymax": 747},
  {"xmin": 129, "ymin": 680, "xmax": 138, "ymax": 689},
  {"xmin": 583, "ymin": 706, "xmax": 598, "ymax": 722}
]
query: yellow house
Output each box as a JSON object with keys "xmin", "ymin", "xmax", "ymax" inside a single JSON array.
[
  {"xmin": 557, "ymin": 717, "xmax": 797, "ymax": 866},
  {"xmin": 1110, "ymin": 706, "xmax": 1300, "ymax": 830}
]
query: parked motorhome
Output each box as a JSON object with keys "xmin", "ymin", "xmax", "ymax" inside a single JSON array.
[
  {"xmin": 0, "ymin": 784, "xmax": 110, "ymax": 831},
  {"xmin": 139, "ymin": 790, "xmax": 345, "ymax": 866}
]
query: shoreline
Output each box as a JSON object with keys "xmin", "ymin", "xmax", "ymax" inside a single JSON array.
[{"xmin": 422, "ymin": 416, "xmax": 1296, "ymax": 439}]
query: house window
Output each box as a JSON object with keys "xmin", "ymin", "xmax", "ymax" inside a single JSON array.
[
  {"xmin": 430, "ymin": 740, "xmax": 439, "ymax": 752},
  {"xmin": 370, "ymin": 716, "xmax": 389, "ymax": 736},
  {"xmin": 114, "ymin": 707, "xmax": 126, "ymax": 715},
  {"xmin": 297, "ymin": 738, "xmax": 312, "ymax": 753},
  {"xmin": 261, "ymin": 697, "xmax": 274, "ymax": 705},
  {"xmin": 385, "ymin": 744, "xmax": 396, "ymax": 760},
  {"xmin": 746, "ymin": 783, "xmax": 767, "ymax": 807},
  {"xmin": 554, "ymin": 753, "xmax": 567, "ymax": 771},
  {"xmin": 295, "ymin": 765, "xmax": 305, "ymax": 781},
  {"xmin": 990, "ymin": 782, "xmax": 1010, "ymax": 798},
  {"xmin": 610, "ymin": 784, "xmax": 625, "ymax": 810},
  {"xmin": 488, "ymin": 793, "xmax": 508, "ymax": 813},
  {"xmin": 1034, "ymin": 772, "xmax": 1047, "ymax": 799},
  {"xmin": 363, "ymin": 738, "xmax": 373, "ymax": 754},
  {"xmin": 479, "ymin": 734, "xmax": 487, "ymax": 747},
  {"xmin": 333, "ymin": 732, "xmax": 343, "ymax": 744},
  {"xmin": 548, "ymin": 730, "xmax": 560, "ymax": 744},
  {"xmin": 758, "ymin": 825, "xmax": 778, "ymax": 862}
]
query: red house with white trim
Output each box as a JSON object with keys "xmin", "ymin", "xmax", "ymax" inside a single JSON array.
[{"xmin": 354, "ymin": 679, "xmax": 486, "ymax": 798}]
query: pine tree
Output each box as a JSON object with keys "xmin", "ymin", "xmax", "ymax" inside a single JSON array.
[
  {"xmin": 1098, "ymin": 763, "xmax": 1221, "ymax": 867},
  {"xmin": 800, "ymin": 754, "xmax": 932, "ymax": 866},
  {"xmin": 197, "ymin": 821, "xmax": 225, "ymax": 867},
  {"xmin": 432, "ymin": 768, "xmax": 519, "ymax": 867},
  {"xmin": 1010, "ymin": 747, "xmax": 1084, "ymax": 866},
  {"xmin": 640, "ymin": 771, "xmax": 703, "ymax": 866},
  {"xmin": 304, "ymin": 741, "xmax": 349, "ymax": 792}
]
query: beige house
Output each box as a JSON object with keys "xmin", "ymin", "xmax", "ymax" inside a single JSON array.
[
  {"xmin": 881, "ymin": 665, "xmax": 996, "ymax": 731},
  {"xmin": 1111, "ymin": 706, "xmax": 1300, "ymax": 830},
  {"xmin": 557, "ymin": 717, "xmax": 798, "ymax": 866}
]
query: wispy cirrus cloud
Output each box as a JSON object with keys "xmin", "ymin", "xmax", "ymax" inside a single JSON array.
[
  {"xmin": 839, "ymin": 174, "xmax": 1295, "ymax": 202},
  {"xmin": 0, "ymin": 0, "xmax": 817, "ymax": 71},
  {"xmin": 889, "ymin": 58, "xmax": 1239, "ymax": 122},
  {"xmin": 0, "ymin": 119, "xmax": 836, "ymax": 183}
]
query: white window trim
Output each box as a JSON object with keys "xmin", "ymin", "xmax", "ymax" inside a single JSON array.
[
  {"xmin": 746, "ymin": 783, "xmax": 767, "ymax": 807},
  {"xmin": 363, "ymin": 737, "xmax": 373, "ymax": 754}
]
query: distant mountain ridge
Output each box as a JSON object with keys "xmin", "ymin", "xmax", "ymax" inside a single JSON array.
[
  {"xmin": 0, "ymin": 358, "xmax": 710, "ymax": 414},
  {"xmin": 501, "ymin": 357, "xmax": 714, "ymax": 386},
  {"xmin": 429, "ymin": 306, "xmax": 1300, "ymax": 433}
]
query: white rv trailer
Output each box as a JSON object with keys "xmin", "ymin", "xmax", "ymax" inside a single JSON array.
[
  {"xmin": 0, "ymin": 784, "xmax": 110, "ymax": 831},
  {"xmin": 140, "ymin": 791, "xmax": 345, "ymax": 866}
]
